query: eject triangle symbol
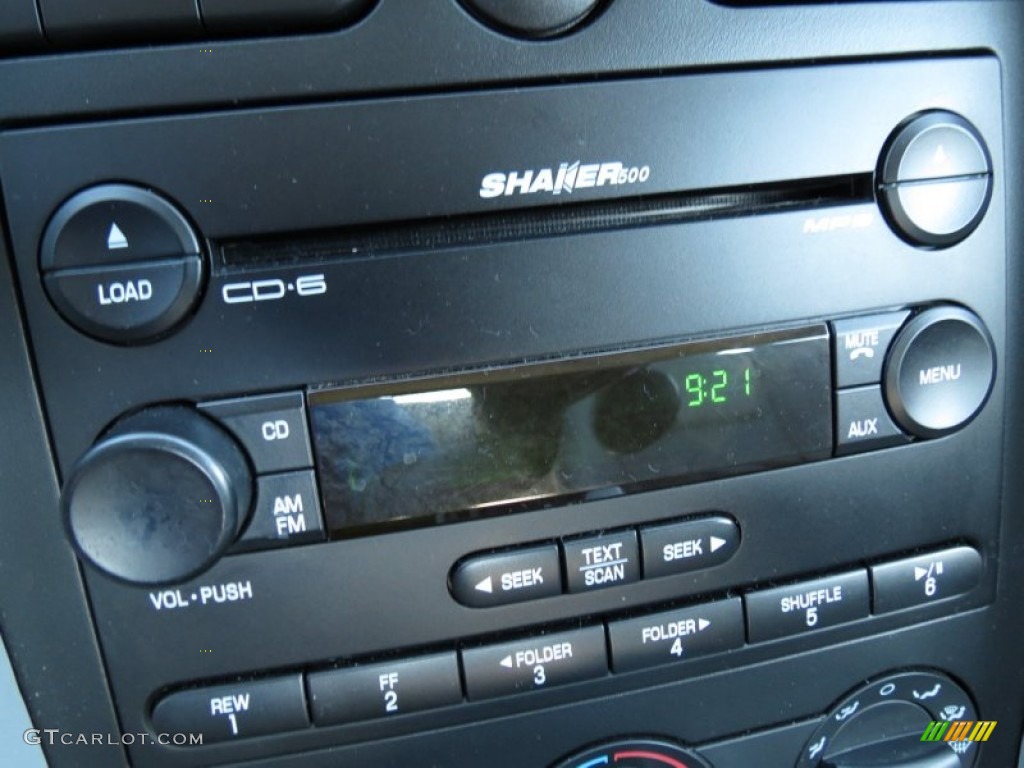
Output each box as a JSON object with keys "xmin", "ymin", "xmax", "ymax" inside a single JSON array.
[{"xmin": 107, "ymin": 222, "xmax": 129, "ymax": 250}]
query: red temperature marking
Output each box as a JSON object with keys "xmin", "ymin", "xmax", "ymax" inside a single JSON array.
[{"xmin": 613, "ymin": 750, "xmax": 689, "ymax": 768}]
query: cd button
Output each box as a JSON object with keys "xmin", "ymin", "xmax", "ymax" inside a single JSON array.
[
  {"xmin": 43, "ymin": 256, "xmax": 203, "ymax": 344},
  {"xmin": 233, "ymin": 471, "xmax": 324, "ymax": 553},
  {"xmin": 461, "ymin": 626, "xmax": 607, "ymax": 701},
  {"xmin": 745, "ymin": 570, "xmax": 869, "ymax": 643},
  {"xmin": 831, "ymin": 311, "xmax": 910, "ymax": 388},
  {"xmin": 835, "ymin": 386, "xmax": 910, "ymax": 456},
  {"xmin": 200, "ymin": 392, "xmax": 314, "ymax": 474},
  {"xmin": 450, "ymin": 545, "xmax": 562, "ymax": 608},
  {"xmin": 607, "ymin": 598, "xmax": 744, "ymax": 673},
  {"xmin": 151, "ymin": 675, "xmax": 308, "ymax": 743},
  {"xmin": 308, "ymin": 653, "xmax": 461, "ymax": 726},
  {"xmin": 871, "ymin": 546, "xmax": 982, "ymax": 614},
  {"xmin": 639, "ymin": 516, "xmax": 740, "ymax": 579},
  {"xmin": 562, "ymin": 530, "xmax": 639, "ymax": 593}
]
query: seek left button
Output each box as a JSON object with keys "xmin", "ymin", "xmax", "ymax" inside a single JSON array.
[
  {"xmin": 451, "ymin": 545, "xmax": 562, "ymax": 608},
  {"xmin": 44, "ymin": 255, "xmax": 203, "ymax": 344},
  {"xmin": 151, "ymin": 674, "xmax": 308, "ymax": 744}
]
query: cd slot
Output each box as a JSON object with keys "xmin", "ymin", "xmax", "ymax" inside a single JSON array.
[{"xmin": 218, "ymin": 174, "xmax": 872, "ymax": 269}]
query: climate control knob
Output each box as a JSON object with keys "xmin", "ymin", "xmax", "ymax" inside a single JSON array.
[
  {"xmin": 552, "ymin": 739, "xmax": 711, "ymax": 768},
  {"xmin": 62, "ymin": 407, "xmax": 253, "ymax": 585}
]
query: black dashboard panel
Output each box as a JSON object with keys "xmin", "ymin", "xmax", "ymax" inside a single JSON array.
[{"xmin": 0, "ymin": 2, "xmax": 1022, "ymax": 767}]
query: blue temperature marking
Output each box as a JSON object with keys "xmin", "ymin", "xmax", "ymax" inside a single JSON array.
[{"xmin": 578, "ymin": 757, "xmax": 610, "ymax": 768}]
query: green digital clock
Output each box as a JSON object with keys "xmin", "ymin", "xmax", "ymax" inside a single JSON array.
[{"xmin": 683, "ymin": 367, "xmax": 753, "ymax": 408}]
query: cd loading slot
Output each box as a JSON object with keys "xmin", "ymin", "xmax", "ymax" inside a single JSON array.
[{"xmin": 217, "ymin": 173, "xmax": 873, "ymax": 269}]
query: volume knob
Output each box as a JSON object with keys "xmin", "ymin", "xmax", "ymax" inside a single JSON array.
[{"xmin": 62, "ymin": 407, "xmax": 253, "ymax": 585}]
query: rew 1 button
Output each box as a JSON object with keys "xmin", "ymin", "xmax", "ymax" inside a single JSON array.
[
  {"xmin": 151, "ymin": 675, "xmax": 308, "ymax": 743},
  {"xmin": 451, "ymin": 545, "xmax": 561, "ymax": 608},
  {"xmin": 461, "ymin": 626, "xmax": 607, "ymax": 700}
]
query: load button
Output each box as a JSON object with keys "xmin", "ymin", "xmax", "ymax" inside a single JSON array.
[
  {"xmin": 44, "ymin": 256, "xmax": 202, "ymax": 344},
  {"xmin": 450, "ymin": 545, "xmax": 562, "ymax": 608}
]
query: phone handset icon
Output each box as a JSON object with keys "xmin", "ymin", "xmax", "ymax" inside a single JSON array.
[{"xmin": 849, "ymin": 347, "xmax": 875, "ymax": 360}]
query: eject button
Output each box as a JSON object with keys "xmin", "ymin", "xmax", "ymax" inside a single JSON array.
[
  {"xmin": 40, "ymin": 184, "xmax": 204, "ymax": 344},
  {"xmin": 877, "ymin": 111, "xmax": 993, "ymax": 248}
]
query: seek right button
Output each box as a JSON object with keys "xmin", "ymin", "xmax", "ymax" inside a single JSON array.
[
  {"xmin": 871, "ymin": 546, "xmax": 982, "ymax": 614},
  {"xmin": 640, "ymin": 516, "xmax": 740, "ymax": 579}
]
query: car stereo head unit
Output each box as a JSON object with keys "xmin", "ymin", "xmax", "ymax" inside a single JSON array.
[{"xmin": 0, "ymin": 52, "xmax": 1005, "ymax": 768}]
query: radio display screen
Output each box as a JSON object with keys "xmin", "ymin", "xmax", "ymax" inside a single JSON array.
[{"xmin": 308, "ymin": 325, "xmax": 831, "ymax": 535}]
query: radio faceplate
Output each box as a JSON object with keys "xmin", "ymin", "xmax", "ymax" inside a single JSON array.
[{"xmin": 0, "ymin": 54, "xmax": 1007, "ymax": 767}]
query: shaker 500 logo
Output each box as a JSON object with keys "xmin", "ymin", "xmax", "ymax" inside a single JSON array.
[{"xmin": 479, "ymin": 161, "xmax": 650, "ymax": 198}]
